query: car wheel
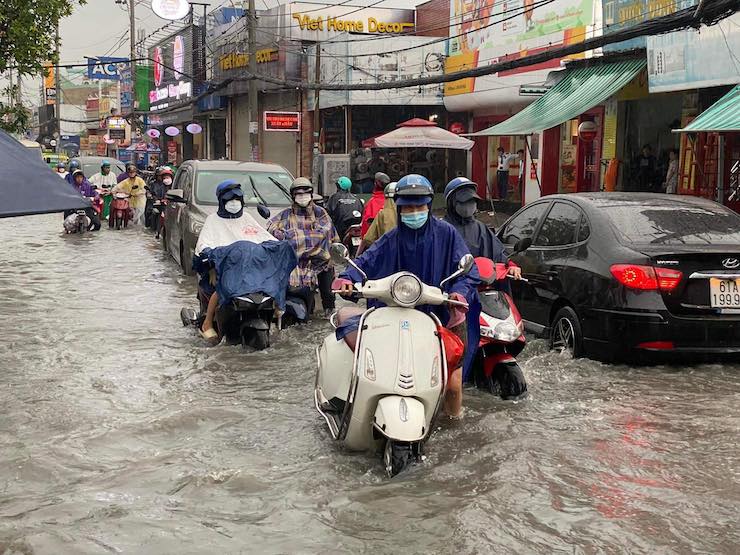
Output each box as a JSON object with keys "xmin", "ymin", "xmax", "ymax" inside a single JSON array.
[{"xmin": 550, "ymin": 306, "xmax": 583, "ymax": 357}]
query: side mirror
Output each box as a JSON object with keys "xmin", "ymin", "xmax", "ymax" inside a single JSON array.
[
  {"xmin": 330, "ymin": 242, "xmax": 350, "ymax": 264},
  {"xmin": 459, "ymin": 253, "xmax": 475, "ymax": 274},
  {"xmin": 166, "ymin": 189, "xmax": 185, "ymax": 202},
  {"xmin": 513, "ymin": 237, "xmax": 532, "ymax": 254},
  {"xmin": 257, "ymin": 204, "xmax": 271, "ymax": 219}
]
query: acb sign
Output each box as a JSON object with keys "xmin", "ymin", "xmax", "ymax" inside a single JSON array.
[{"xmin": 87, "ymin": 57, "xmax": 129, "ymax": 81}]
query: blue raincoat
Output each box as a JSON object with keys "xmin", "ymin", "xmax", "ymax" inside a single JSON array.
[
  {"xmin": 197, "ymin": 240, "xmax": 297, "ymax": 310},
  {"xmin": 339, "ymin": 214, "xmax": 480, "ymax": 361}
]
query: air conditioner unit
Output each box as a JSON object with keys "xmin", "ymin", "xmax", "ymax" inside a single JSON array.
[{"xmin": 317, "ymin": 154, "xmax": 351, "ymax": 196}]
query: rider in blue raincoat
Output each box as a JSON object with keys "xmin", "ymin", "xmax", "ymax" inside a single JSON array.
[{"xmin": 334, "ymin": 174, "xmax": 480, "ymax": 418}]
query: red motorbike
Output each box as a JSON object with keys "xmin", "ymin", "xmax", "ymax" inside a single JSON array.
[
  {"xmin": 109, "ymin": 192, "xmax": 132, "ymax": 230},
  {"xmin": 471, "ymin": 238, "xmax": 532, "ymax": 399}
]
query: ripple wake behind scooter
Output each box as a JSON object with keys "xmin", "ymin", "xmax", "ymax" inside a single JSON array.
[{"xmin": 315, "ymin": 244, "xmax": 473, "ymax": 477}]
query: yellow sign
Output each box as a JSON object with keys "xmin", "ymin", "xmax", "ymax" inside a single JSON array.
[
  {"xmin": 291, "ymin": 13, "xmax": 413, "ymax": 34},
  {"xmin": 617, "ymin": 68, "xmax": 649, "ymax": 101},
  {"xmin": 444, "ymin": 51, "xmax": 477, "ymax": 96},
  {"xmin": 219, "ymin": 49, "xmax": 279, "ymax": 71},
  {"xmin": 602, "ymin": 100, "xmax": 618, "ymax": 160}
]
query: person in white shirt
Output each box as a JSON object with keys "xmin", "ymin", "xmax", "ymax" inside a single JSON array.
[
  {"xmin": 55, "ymin": 162, "xmax": 68, "ymax": 180},
  {"xmin": 89, "ymin": 160, "xmax": 119, "ymax": 220},
  {"xmin": 494, "ymin": 146, "xmax": 521, "ymax": 201}
]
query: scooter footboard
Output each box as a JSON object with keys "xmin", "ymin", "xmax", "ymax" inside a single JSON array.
[{"xmin": 373, "ymin": 396, "xmax": 426, "ymax": 442}]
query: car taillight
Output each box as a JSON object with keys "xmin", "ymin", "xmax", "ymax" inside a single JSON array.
[
  {"xmin": 655, "ymin": 267, "xmax": 682, "ymax": 291},
  {"xmin": 610, "ymin": 265, "xmax": 682, "ymax": 292}
]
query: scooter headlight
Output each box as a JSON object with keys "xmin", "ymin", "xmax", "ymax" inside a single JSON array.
[
  {"xmin": 391, "ymin": 274, "xmax": 422, "ymax": 307},
  {"xmin": 493, "ymin": 322, "xmax": 521, "ymax": 342}
]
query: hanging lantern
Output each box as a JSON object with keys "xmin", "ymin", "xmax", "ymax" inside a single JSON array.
[
  {"xmin": 578, "ymin": 121, "xmax": 598, "ymax": 142},
  {"xmin": 186, "ymin": 123, "xmax": 203, "ymax": 135},
  {"xmin": 146, "ymin": 128, "xmax": 161, "ymax": 139},
  {"xmin": 165, "ymin": 126, "xmax": 180, "ymax": 137}
]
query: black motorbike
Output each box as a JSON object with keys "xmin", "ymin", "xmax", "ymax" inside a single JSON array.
[{"xmin": 181, "ymin": 288, "xmax": 275, "ymax": 350}]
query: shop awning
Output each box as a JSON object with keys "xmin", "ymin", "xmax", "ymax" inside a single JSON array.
[
  {"xmin": 468, "ymin": 59, "xmax": 646, "ymax": 137},
  {"xmin": 674, "ymin": 85, "xmax": 740, "ymax": 133}
]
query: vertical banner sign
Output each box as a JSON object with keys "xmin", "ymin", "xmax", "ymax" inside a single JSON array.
[
  {"xmin": 119, "ymin": 62, "xmax": 133, "ymax": 112},
  {"xmin": 43, "ymin": 63, "xmax": 56, "ymax": 106}
]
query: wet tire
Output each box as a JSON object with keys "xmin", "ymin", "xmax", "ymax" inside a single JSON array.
[
  {"xmin": 243, "ymin": 329, "xmax": 270, "ymax": 351},
  {"xmin": 550, "ymin": 306, "xmax": 583, "ymax": 357},
  {"xmin": 492, "ymin": 362, "xmax": 528, "ymax": 400},
  {"xmin": 180, "ymin": 243, "xmax": 193, "ymax": 276},
  {"xmin": 383, "ymin": 441, "xmax": 413, "ymax": 478}
]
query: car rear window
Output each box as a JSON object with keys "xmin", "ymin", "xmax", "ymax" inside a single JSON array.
[
  {"xmin": 603, "ymin": 202, "xmax": 740, "ymax": 245},
  {"xmin": 195, "ymin": 170, "xmax": 293, "ymax": 206}
]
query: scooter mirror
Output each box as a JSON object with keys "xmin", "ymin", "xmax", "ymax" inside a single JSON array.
[
  {"xmin": 459, "ymin": 253, "xmax": 475, "ymax": 275},
  {"xmin": 257, "ymin": 204, "xmax": 271, "ymax": 219},
  {"xmin": 330, "ymin": 243, "xmax": 350, "ymax": 264},
  {"xmin": 513, "ymin": 237, "xmax": 532, "ymax": 254}
]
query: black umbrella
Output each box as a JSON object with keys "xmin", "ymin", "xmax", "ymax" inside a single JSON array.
[{"xmin": 0, "ymin": 130, "xmax": 89, "ymax": 218}]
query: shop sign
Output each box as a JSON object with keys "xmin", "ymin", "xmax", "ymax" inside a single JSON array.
[
  {"xmin": 286, "ymin": 4, "xmax": 415, "ymax": 40},
  {"xmin": 108, "ymin": 116, "xmax": 127, "ymax": 140},
  {"xmin": 167, "ymin": 141, "xmax": 178, "ymax": 164},
  {"xmin": 151, "ymin": 0, "xmax": 190, "ymax": 21},
  {"xmin": 173, "ymin": 36, "xmax": 185, "ymax": 78},
  {"xmin": 264, "ymin": 111, "xmax": 300, "ymax": 132},
  {"xmin": 291, "ymin": 13, "xmax": 413, "ymax": 34},
  {"xmin": 148, "ymin": 81, "xmax": 193, "ymax": 110},
  {"xmin": 43, "ymin": 62, "xmax": 55, "ymax": 106},
  {"xmin": 153, "ymin": 47, "xmax": 164, "ymax": 87},
  {"xmin": 602, "ymin": 0, "xmax": 696, "ymax": 53},
  {"xmin": 219, "ymin": 49, "xmax": 279, "ymax": 71}
]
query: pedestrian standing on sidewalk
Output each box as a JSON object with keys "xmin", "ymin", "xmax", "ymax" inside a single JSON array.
[
  {"xmin": 494, "ymin": 146, "xmax": 520, "ymax": 201},
  {"xmin": 663, "ymin": 149, "xmax": 679, "ymax": 194}
]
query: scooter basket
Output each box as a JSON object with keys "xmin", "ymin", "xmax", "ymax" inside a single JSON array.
[{"xmin": 438, "ymin": 326, "xmax": 464, "ymax": 370}]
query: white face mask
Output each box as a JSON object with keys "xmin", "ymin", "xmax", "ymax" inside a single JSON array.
[
  {"xmin": 163, "ymin": 177, "xmax": 172, "ymax": 186},
  {"xmin": 224, "ymin": 199, "xmax": 242, "ymax": 214},
  {"xmin": 294, "ymin": 193, "xmax": 312, "ymax": 207}
]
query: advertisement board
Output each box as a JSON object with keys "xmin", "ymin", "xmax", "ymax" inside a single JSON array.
[
  {"xmin": 602, "ymin": 0, "xmax": 696, "ymax": 52},
  {"xmin": 647, "ymin": 12, "xmax": 740, "ymax": 92},
  {"xmin": 108, "ymin": 116, "xmax": 127, "ymax": 140},
  {"xmin": 147, "ymin": 30, "xmax": 195, "ymax": 112},
  {"xmin": 264, "ymin": 111, "xmax": 300, "ymax": 131},
  {"xmin": 86, "ymin": 56, "xmax": 128, "ymax": 81},
  {"xmin": 311, "ymin": 34, "xmax": 444, "ymax": 108},
  {"xmin": 43, "ymin": 63, "xmax": 55, "ymax": 106},
  {"xmin": 444, "ymin": 0, "xmax": 594, "ymax": 111}
]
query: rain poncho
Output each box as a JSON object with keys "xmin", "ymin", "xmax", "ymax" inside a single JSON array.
[
  {"xmin": 363, "ymin": 198, "xmax": 397, "ymax": 245},
  {"xmin": 360, "ymin": 190, "xmax": 385, "ymax": 237},
  {"xmin": 340, "ymin": 213, "xmax": 480, "ymax": 330},
  {"xmin": 325, "ymin": 189, "xmax": 363, "ymax": 238},
  {"xmin": 202, "ymin": 240, "xmax": 297, "ymax": 310},
  {"xmin": 114, "ymin": 176, "xmax": 147, "ymax": 209},
  {"xmin": 195, "ymin": 211, "xmax": 275, "ymax": 255},
  {"xmin": 444, "ymin": 194, "xmax": 508, "ymax": 381},
  {"xmin": 267, "ymin": 204, "xmax": 339, "ymax": 288}
]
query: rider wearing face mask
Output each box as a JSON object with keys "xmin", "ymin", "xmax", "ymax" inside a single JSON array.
[
  {"xmin": 267, "ymin": 177, "xmax": 339, "ymax": 317},
  {"xmin": 443, "ymin": 177, "xmax": 522, "ymax": 384},
  {"xmin": 334, "ymin": 174, "xmax": 480, "ymax": 418},
  {"xmin": 194, "ymin": 180, "xmax": 277, "ymax": 342},
  {"xmin": 145, "ymin": 167, "xmax": 174, "ymax": 228}
]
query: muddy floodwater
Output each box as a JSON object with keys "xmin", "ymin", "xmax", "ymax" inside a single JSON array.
[{"xmin": 1, "ymin": 214, "xmax": 739, "ymax": 554}]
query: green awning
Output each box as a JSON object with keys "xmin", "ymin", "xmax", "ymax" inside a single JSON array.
[
  {"xmin": 469, "ymin": 59, "xmax": 646, "ymax": 136},
  {"xmin": 675, "ymin": 85, "xmax": 740, "ymax": 133}
]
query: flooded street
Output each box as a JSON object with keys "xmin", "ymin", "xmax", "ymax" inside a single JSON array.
[{"xmin": 1, "ymin": 214, "xmax": 739, "ymax": 554}]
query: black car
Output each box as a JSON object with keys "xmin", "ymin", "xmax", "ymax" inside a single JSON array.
[{"xmin": 497, "ymin": 193, "xmax": 740, "ymax": 360}]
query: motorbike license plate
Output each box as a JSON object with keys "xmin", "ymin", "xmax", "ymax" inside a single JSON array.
[
  {"xmin": 709, "ymin": 278, "xmax": 740, "ymax": 308},
  {"xmin": 351, "ymin": 237, "xmax": 361, "ymax": 246}
]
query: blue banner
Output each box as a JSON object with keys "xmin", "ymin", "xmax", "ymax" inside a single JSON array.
[{"xmin": 87, "ymin": 57, "xmax": 129, "ymax": 81}]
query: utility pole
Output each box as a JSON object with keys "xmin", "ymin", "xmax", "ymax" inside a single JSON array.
[
  {"xmin": 312, "ymin": 45, "xmax": 321, "ymax": 185},
  {"xmin": 246, "ymin": 0, "xmax": 258, "ymax": 162},
  {"xmin": 54, "ymin": 24, "xmax": 61, "ymax": 154},
  {"xmin": 128, "ymin": 0, "xmax": 136, "ymax": 122}
]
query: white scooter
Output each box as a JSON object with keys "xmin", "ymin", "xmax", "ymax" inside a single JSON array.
[{"xmin": 315, "ymin": 243, "xmax": 474, "ymax": 477}]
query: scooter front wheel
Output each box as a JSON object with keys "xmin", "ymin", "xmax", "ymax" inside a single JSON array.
[
  {"xmin": 491, "ymin": 361, "xmax": 528, "ymax": 400},
  {"xmin": 383, "ymin": 440, "xmax": 414, "ymax": 478}
]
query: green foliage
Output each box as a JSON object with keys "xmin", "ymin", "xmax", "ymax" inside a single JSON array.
[{"xmin": 0, "ymin": 0, "xmax": 86, "ymax": 133}]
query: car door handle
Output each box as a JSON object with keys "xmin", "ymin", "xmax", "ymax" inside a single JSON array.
[{"xmin": 545, "ymin": 270, "xmax": 559, "ymax": 280}]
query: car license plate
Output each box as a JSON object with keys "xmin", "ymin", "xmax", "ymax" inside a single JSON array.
[
  {"xmin": 709, "ymin": 278, "xmax": 740, "ymax": 308},
  {"xmin": 351, "ymin": 237, "xmax": 361, "ymax": 246}
]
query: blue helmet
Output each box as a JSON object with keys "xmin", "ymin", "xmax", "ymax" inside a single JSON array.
[
  {"xmin": 216, "ymin": 179, "xmax": 244, "ymax": 200},
  {"xmin": 69, "ymin": 159, "xmax": 81, "ymax": 171},
  {"xmin": 444, "ymin": 177, "xmax": 481, "ymax": 201},
  {"xmin": 395, "ymin": 174, "xmax": 433, "ymax": 206}
]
